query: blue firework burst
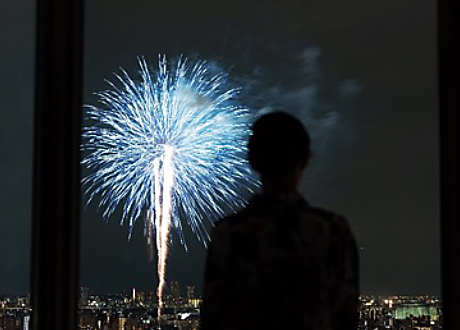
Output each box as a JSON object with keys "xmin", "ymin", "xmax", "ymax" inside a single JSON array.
[{"xmin": 82, "ymin": 56, "xmax": 258, "ymax": 250}]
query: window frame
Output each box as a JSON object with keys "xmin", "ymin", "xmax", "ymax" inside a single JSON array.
[
  {"xmin": 31, "ymin": 0, "xmax": 458, "ymax": 329},
  {"xmin": 438, "ymin": 0, "xmax": 460, "ymax": 328}
]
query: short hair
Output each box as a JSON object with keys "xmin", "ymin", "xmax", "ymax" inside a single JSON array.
[{"xmin": 248, "ymin": 111, "xmax": 311, "ymax": 179}]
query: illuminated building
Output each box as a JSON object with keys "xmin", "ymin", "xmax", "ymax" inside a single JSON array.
[
  {"xmin": 23, "ymin": 315, "xmax": 30, "ymax": 330},
  {"xmin": 394, "ymin": 302, "xmax": 439, "ymax": 320},
  {"xmin": 118, "ymin": 316, "xmax": 126, "ymax": 330}
]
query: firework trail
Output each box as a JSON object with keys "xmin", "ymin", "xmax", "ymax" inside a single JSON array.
[{"xmin": 82, "ymin": 56, "xmax": 258, "ymax": 318}]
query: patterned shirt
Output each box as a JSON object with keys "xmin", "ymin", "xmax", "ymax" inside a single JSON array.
[{"xmin": 201, "ymin": 192, "xmax": 359, "ymax": 330}]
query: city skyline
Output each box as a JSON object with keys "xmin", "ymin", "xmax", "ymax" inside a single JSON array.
[{"xmin": 0, "ymin": 287, "xmax": 442, "ymax": 330}]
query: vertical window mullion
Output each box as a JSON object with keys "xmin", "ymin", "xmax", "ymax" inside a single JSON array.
[{"xmin": 31, "ymin": 0, "xmax": 84, "ymax": 329}]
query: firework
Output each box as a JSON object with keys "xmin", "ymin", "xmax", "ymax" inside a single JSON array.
[{"xmin": 82, "ymin": 56, "xmax": 258, "ymax": 317}]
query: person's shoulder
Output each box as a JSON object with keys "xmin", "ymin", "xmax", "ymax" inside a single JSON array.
[
  {"xmin": 305, "ymin": 205, "xmax": 353, "ymax": 236},
  {"xmin": 306, "ymin": 205, "xmax": 336, "ymax": 221},
  {"xmin": 212, "ymin": 210, "xmax": 248, "ymax": 233}
]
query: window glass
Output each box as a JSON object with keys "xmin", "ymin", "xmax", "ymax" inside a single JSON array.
[
  {"xmin": 0, "ymin": 0, "xmax": 35, "ymax": 328},
  {"xmin": 81, "ymin": 1, "xmax": 439, "ymax": 328}
]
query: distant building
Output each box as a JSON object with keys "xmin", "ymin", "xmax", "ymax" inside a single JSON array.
[
  {"xmin": 80, "ymin": 287, "xmax": 89, "ymax": 307},
  {"xmin": 147, "ymin": 291, "xmax": 156, "ymax": 305},
  {"xmin": 188, "ymin": 298, "xmax": 201, "ymax": 308},
  {"xmin": 118, "ymin": 316, "xmax": 126, "ymax": 330},
  {"xmin": 394, "ymin": 302, "xmax": 439, "ymax": 320},
  {"xmin": 138, "ymin": 291, "xmax": 145, "ymax": 305},
  {"xmin": 170, "ymin": 281, "xmax": 180, "ymax": 300},
  {"xmin": 1, "ymin": 315, "xmax": 22, "ymax": 330},
  {"xmin": 79, "ymin": 309, "xmax": 96, "ymax": 329},
  {"xmin": 186, "ymin": 285, "xmax": 195, "ymax": 302},
  {"xmin": 23, "ymin": 315, "xmax": 30, "ymax": 330}
]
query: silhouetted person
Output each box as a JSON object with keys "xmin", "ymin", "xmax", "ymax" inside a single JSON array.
[{"xmin": 201, "ymin": 112, "xmax": 359, "ymax": 330}]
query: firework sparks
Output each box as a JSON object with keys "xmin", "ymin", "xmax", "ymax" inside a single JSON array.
[{"xmin": 82, "ymin": 56, "xmax": 258, "ymax": 318}]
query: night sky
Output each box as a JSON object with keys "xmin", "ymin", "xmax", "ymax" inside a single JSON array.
[{"xmin": 1, "ymin": 0, "xmax": 438, "ymax": 296}]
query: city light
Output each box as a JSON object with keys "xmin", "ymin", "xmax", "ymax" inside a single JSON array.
[{"xmin": 0, "ymin": 290, "xmax": 443, "ymax": 330}]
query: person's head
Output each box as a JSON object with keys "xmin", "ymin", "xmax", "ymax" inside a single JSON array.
[{"xmin": 248, "ymin": 111, "xmax": 311, "ymax": 190}]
